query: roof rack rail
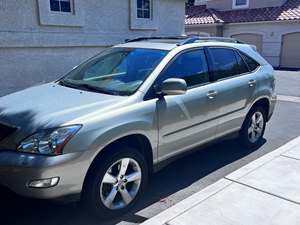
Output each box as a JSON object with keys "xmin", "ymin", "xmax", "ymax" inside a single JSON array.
[
  {"xmin": 178, "ymin": 36, "xmax": 244, "ymax": 45},
  {"xmin": 124, "ymin": 36, "xmax": 244, "ymax": 45},
  {"xmin": 125, "ymin": 36, "xmax": 186, "ymax": 43}
]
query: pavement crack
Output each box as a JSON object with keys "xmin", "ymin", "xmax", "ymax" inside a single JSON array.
[
  {"xmin": 281, "ymin": 154, "xmax": 300, "ymax": 161},
  {"xmin": 226, "ymin": 178, "xmax": 300, "ymax": 206}
]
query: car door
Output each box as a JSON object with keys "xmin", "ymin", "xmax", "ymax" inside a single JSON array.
[
  {"xmin": 206, "ymin": 47, "xmax": 257, "ymax": 137},
  {"xmin": 153, "ymin": 48, "xmax": 221, "ymax": 161}
]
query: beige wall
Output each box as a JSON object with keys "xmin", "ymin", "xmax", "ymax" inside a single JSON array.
[
  {"xmin": 184, "ymin": 20, "xmax": 300, "ymax": 67},
  {"xmin": 205, "ymin": 0, "xmax": 286, "ymax": 11},
  {"xmin": 223, "ymin": 21, "xmax": 300, "ymax": 67},
  {"xmin": 249, "ymin": 0, "xmax": 287, "ymax": 9},
  {"xmin": 0, "ymin": 0, "xmax": 185, "ymax": 96},
  {"xmin": 206, "ymin": 0, "xmax": 232, "ymax": 11},
  {"xmin": 194, "ymin": 0, "xmax": 208, "ymax": 5},
  {"xmin": 185, "ymin": 25, "xmax": 223, "ymax": 36}
]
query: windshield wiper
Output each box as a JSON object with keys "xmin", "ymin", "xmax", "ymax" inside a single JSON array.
[
  {"xmin": 59, "ymin": 79, "xmax": 80, "ymax": 89},
  {"xmin": 59, "ymin": 79, "xmax": 120, "ymax": 96},
  {"xmin": 80, "ymin": 84, "xmax": 120, "ymax": 95}
]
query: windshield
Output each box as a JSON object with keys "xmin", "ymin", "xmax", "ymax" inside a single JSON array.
[{"xmin": 59, "ymin": 47, "xmax": 168, "ymax": 96}]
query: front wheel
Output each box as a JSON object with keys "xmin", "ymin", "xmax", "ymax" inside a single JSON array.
[
  {"xmin": 239, "ymin": 106, "xmax": 267, "ymax": 148},
  {"xmin": 82, "ymin": 147, "xmax": 148, "ymax": 219}
]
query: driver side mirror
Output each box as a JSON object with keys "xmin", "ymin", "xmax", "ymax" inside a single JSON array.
[{"xmin": 157, "ymin": 78, "xmax": 187, "ymax": 96}]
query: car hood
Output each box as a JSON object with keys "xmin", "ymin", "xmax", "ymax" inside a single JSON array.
[{"xmin": 0, "ymin": 83, "xmax": 128, "ymax": 136}]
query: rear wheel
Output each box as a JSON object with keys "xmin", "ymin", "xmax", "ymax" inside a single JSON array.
[
  {"xmin": 239, "ymin": 106, "xmax": 267, "ymax": 148},
  {"xmin": 82, "ymin": 147, "xmax": 148, "ymax": 219}
]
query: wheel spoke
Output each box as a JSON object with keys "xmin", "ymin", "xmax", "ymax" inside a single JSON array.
[
  {"xmin": 103, "ymin": 173, "xmax": 117, "ymax": 184},
  {"xmin": 256, "ymin": 114, "xmax": 263, "ymax": 124},
  {"xmin": 100, "ymin": 157, "xmax": 142, "ymax": 210},
  {"xmin": 120, "ymin": 188, "xmax": 133, "ymax": 205},
  {"xmin": 119, "ymin": 158, "xmax": 130, "ymax": 177},
  {"xmin": 254, "ymin": 126, "xmax": 261, "ymax": 132},
  {"xmin": 248, "ymin": 126, "xmax": 254, "ymax": 135},
  {"xmin": 126, "ymin": 171, "xmax": 141, "ymax": 183},
  {"xmin": 104, "ymin": 187, "xmax": 118, "ymax": 208},
  {"xmin": 252, "ymin": 115, "xmax": 256, "ymax": 125},
  {"xmin": 250, "ymin": 130, "xmax": 256, "ymax": 142}
]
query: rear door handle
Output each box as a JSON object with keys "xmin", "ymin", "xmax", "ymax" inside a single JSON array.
[
  {"xmin": 207, "ymin": 90, "xmax": 218, "ymax": 99},
  {"xmin": 248, "ymin": 79, "xmax": 257, "ymax": 87}
]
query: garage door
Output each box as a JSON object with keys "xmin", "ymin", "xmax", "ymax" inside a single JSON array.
[
  {"xmin": 231, "ymin": 34, "xmax": 263, "ymax": 53},
  {"xmin": 281, "ymin": 32, "xmax": 300, "ymax": 69}
]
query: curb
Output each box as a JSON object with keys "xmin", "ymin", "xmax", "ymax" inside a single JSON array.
[{"xmin": 141, "ymin": 136, "xmax": 300, "ymax": 225}]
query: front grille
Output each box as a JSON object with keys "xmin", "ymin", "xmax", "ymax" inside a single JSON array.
[{"xmin": 0, "ymin": 123, "xmax": 17, "ymax": 142}]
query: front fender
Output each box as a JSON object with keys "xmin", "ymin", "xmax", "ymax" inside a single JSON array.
[{"xmin": 64, "ymin": 99, "xmax": 159, "ymax": 164}]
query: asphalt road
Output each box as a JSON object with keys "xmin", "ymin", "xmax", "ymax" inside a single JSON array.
[{"xmin": 0, "ymin": 71, "xmax": 299, "ymax": 225}]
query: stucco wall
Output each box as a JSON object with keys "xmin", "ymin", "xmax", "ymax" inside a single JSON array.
[
  {"xmin": 185, "ymin": 25, "xmax": 223, "ymax": 36},
  {"xmin": 223, "ymin": 21, "xmax": 300, "ymax": 66},
  {"xmin": 205, "ymin": 0, "xmax": 286, "ymax": 11},
  {"xmin": 250, "ymin": 0, "xmax": 286, "ymax": 9},
  {"xmin": 0, "ymin": 0, "xmax": 185, "ymax": 96}
]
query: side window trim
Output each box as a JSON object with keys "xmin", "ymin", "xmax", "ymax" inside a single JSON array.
[{"xmin": 143, "ymin": 47, "xmax": 211, "ymax": 100}]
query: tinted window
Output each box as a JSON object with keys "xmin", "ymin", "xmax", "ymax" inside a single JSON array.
[
  {"xmin": 240, "ymin": 52, "xmax": 260, "ymax": 71},
  {"xmin": 208, "ymin": 48, "xmax": 241, "ymax": 80},
  {"xmin": 158, "ymin": 49, "xmax": 209, "ymax": 87},
  {"xmin": 235, "ymin": 51, "xmax": 250, "ymax": 74}
]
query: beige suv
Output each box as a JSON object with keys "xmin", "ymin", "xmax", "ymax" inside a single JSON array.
[{"xmin": 0, "ymin": 37, "xmax": 276, "ymax": 218}]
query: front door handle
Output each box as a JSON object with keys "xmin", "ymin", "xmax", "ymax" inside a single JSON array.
[
  {"xmin": 207, "ymin": 90, "xmax": 218, "ymax": 99},
  {"xmin": 248, "ymin": 79, "xmax": 257, "ymax": 87}
]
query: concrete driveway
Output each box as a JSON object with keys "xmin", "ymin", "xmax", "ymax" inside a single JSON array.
[{"xmin": 0, "ymin": 71, "xmax": 299, "ymax": 225}]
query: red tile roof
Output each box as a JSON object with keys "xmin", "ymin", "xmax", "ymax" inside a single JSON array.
[{"xmin": 185, "ymin": 0, "xmax": 300, "ymax": 25}]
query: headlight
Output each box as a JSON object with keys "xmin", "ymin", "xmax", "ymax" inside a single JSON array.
[{"xmin": 18, "ymin": 125, "xmax": 82, "ymax": 155}]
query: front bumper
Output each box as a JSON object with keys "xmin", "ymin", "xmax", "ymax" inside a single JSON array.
[{"xmin": 0, "ymin": 150, "xmax": 90, "ymax": 200}]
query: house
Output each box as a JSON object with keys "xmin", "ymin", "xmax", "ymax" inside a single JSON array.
[
  {"xmin": 0, "ymin": 0, "xmax": 185, "ymax": 96},
  {"xmin": 185, "ymin": 0, "xmax": 300, "ymax": 69}
]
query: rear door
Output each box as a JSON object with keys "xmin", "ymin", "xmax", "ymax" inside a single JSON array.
[{"xmin": 206, "ymin": 47, "xmax": 257, "ymax": 137}]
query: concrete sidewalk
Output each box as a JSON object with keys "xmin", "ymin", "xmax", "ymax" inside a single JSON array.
[{"xmin": 142, "ymin": 136, "xmax": 300, "ymax": 225}]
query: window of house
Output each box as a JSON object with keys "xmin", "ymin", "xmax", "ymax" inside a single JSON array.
[
  {"xmin": 137, "ymin": 0, "xmax": 151, "ymax": 19},
  {"xmin": 38, "ymin": 0, "xmax": 84, "ymax": 26},
  {"xmin": 208, "ymin": 48, "xmax": 243, "ymax": 80},
  {"xmin": 157, "ymin": 49, "xmax": 209, "ymax": 87},
  {"xmin": 50, "ymin": 0, "xmax": 72, "ymax": 13},
  {"xmin": 233, "ymin": 0, "xmax": 249, "ymax": 8}
]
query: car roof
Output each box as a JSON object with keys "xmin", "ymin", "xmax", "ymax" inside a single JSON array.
[
  {"xmin": 114, "ymin": 36, "xmax": 269, "ymax": 65},
  {"xmin": 115, "ymin": 40, "xmax": 250, "ymax": 51},
  {"xmin": 114, "ymin": 36, "xmax": 247, "ymax": 51},
  {"xmin": 114, "ymin": 41, "xmax": 177, "ymax": 51}
]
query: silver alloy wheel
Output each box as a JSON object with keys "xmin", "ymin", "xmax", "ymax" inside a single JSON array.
[
  {"xmin": 248, "ymin": 111, "xmax": 264, "ymax": 143},
  {"xmin": 100, "ymin": 158, "xmax": 142, "ymax": 210}
]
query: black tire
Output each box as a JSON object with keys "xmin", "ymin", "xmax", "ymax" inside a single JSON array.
[
  {"xmin": 239, "ymin": 106, "xmax": 267, "ymax": 148},
  {"xmin": 82, "ymin": 146, "xmax": 148, "ymax": 219}
]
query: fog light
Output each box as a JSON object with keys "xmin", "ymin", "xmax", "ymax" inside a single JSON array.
[{"xmin": 28, "ymin": 177, "xmax": 59, "ymax": 188}]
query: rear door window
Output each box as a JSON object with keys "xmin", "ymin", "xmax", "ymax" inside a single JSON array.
[
  {"xmin": 207, "ymin": 48, "xmax": 254, "ymax": 81},
  {"xmin": 207, "ymin": 48, "xmax": 240, "ymax": 80}
]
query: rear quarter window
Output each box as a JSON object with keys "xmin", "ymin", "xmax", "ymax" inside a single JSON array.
[{"xmin": 239, "ymin": 51, "xmax": 261, "ymax": 72}]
